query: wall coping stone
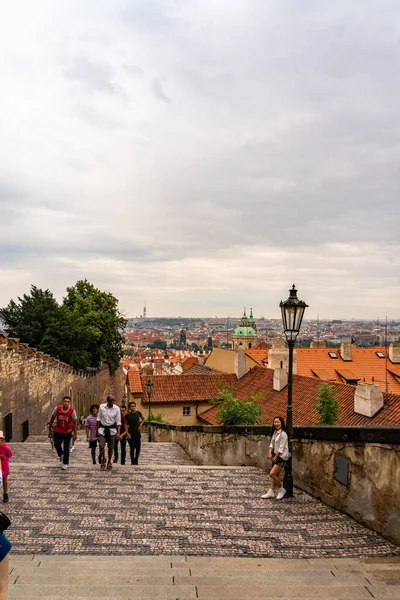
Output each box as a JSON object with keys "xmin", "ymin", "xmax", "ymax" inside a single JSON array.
[{"xmin": 150, "ymin": 422, "xmax": 400, "ymax": 444}]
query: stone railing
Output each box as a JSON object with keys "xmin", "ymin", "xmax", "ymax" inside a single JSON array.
[{"xmin": 150, "ymin": 422, "xmax": 400, "ymax": 547}]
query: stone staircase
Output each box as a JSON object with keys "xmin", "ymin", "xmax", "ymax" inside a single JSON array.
[
  {"xmin": 5, "ymin": 439, "xmax": 400, "ymax": 598},
  {"xmin": 8, "ymin": 555, "xmax": 400, "ymax": 599}
]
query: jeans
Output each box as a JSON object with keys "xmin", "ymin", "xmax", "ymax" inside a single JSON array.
[
  {"xmin": 54, "ymin": 432, "xmax": 72, "ymax": 465},
  {"xmin": 128, "ymin": 433, "xmax": 141, "ymax": 464},
  {"xmin": 114, "ymin": 437, "xmax": 127, "ymax": 464}
]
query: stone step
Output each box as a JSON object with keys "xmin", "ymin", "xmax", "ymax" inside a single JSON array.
[{"xmin": 7, "ymin": 583, "xmax": 379, "ymax": 599}]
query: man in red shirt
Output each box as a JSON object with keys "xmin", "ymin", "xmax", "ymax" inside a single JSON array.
[{"xmin": 48, "ymin": 396, "xmax": 78, "ymax": 470}]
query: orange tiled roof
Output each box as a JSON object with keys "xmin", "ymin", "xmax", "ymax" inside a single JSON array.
[
  {"xmin": 245, "ymin": 347, "xmax": 269, "ymax": 366},
  {"xmin": 181, "ymin": 356, "xmax": 199, "ymax": 373},
  {"xmin": 141, "ymin": 373, "xmax": 237, "ymax": 404},
  {"xmin": 183, "ymin": 364, "xmax": 224, "ymax": 375},
  {"xmin": 126, "ymin": 365, "xmax": 143, "ymax": 394},
  {"xmin": 296, "ymin": 346, "xmax": 400, "ymax": 395},
  {"xmin": 198, "ymin": 366, "xmax": 400, "ymax": 427}
]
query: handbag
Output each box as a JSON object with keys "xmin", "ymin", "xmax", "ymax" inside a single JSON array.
[{"xmin": 0, "ymin": 512, "xmax": 11, "ymax": 533}]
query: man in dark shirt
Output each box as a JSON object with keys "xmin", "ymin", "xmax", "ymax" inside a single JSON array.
[{"xmin": 125, "ymin": 401, "xmax": 144, "ymax": 465}]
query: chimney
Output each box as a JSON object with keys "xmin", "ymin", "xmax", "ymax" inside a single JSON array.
[
  {"xmin": 235, "ymin": 345, "xmax": 246, "ymax": 379},
  {"xmin": 310, "ymin": 340, "xmax": 326, "ymax": 348},
  {"xmin": 340, "ymin": 341, "xmax": 352, "ymax": 361},
  {"xmin": 267, "ymin": 339, "xmax": 297, "ymax": 373},
  {"xmin": 354, "ymin": 383, "xmax": 384, "ymax": 418},
  {"xmin": 389, "ymin": 343, "xmax": 400, "ymax": 364},
  {"xmin": 198, "ymin": 353, "xmax": 205, "ymax": 366},
  {"xmin": 273, "ymin": 363, "xmax": 288, "ymax": 391}
]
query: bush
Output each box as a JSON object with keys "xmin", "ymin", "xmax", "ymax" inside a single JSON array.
[
  {"xmin": 314, "ymin": 382, "xmax": 340, "ymax": 425},
  {"xmin": 211, "ymin": 386, "xmax": 266, "ymax": 426},
  {"xmin": 147, "ymin": 411, "xmax": 167, "ymax": 423}
]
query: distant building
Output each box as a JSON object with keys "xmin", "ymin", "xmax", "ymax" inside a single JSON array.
[{"xmin": 232, "ymin": 308, "xmax": 258, "ymax": 350}]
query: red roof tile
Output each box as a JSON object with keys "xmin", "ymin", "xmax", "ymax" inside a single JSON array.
[
  {"xmin": 127, "ymin": 366, "xmax": 143, "ymax": 394},
  {"xmin": 141, "ymin": 373, "xmax": 237, "ymax": 404},
  {"xmin": 198, "ymin": 366, "xmax": 400, "ymax": 427}
]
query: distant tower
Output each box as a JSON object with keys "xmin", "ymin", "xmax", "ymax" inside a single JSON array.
[
  {"xmin": 232, "ymin": 307, "xmax": 258, "ymax": 350},
  {"xmin": 179, "ymin": 329, "xmax": 187, "ymax": 350},
  {"xmin": 143, "ymin": 300, "xmax": 147, "ymax": 319},
  {"xmin": 206, "ymin": 336, "xmax": 213, "ymax": 351}
]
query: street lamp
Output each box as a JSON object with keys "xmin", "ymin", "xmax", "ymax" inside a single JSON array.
[
  {"xmin": 122, "ymin": 393, "xmax": 127, "ymax": 409},
  {"xmin": 145, "ymin": 379, "xmax": 153, "ymax": 442},
  {"xmin": 279, "ymin": 284, "xmax": 308, "ymax": 497}
]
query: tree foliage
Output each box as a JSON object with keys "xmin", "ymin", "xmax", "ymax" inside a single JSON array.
[
  {"xmin": 149, "ymin": 339, "xmax": 167, "ymax": 351},
  {"xmin": 147, "ymin": 410, "xmax": 167, "ymax": 423},
  {"xmin": 0, "ymin": 280, "xmax": 126, "ymax": 374},
  {"xmin": 314, "ymin": 382, "xmax": 340, "ymax": 425},
  {"xmin": 211, "ymin": 386, "xmax": 266, "ymax": 427}
]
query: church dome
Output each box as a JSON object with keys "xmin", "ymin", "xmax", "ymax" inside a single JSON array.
[{"xmin": 233, "ymin": 326, "xmax": 257, "ymax": 337}]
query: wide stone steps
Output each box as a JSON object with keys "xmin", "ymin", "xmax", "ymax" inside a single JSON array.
[{"xmin": 8, "ymin": 556, "xmax": 400, "ymax": 599}]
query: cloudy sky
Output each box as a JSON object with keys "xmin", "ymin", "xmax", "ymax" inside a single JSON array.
[{"xmin": 1, "ymin": 0, "xmax": 399, "ymax": 320}]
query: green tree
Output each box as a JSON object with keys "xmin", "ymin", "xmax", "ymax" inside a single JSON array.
[
  {"xmin": 147, "ymin": 410, "xmax": 167, "ymax": 423},
  {"xmin": 149, "ymin": 339, "xmax": 167, "ymax": 351},
  {"xmin": 63, "ymin": 279, "xmax": 126, "ymax": 374},
  {"xmin": 0, "ymin": 286, "xmax": 60, "ymax": 349},
  {"xmin": 314, "ymin": 382, "xmax": 340, "ymax": 425},
  {"xmin": 211, "ymin": 386, "xmax": 266, "ymax": 426}
]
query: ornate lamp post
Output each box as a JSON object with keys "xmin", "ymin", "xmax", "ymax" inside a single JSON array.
[
  {"xmin": 279, "ymin": 284, "xmax": 308, "ymax": 497},
  {"xmin": 122, "ymin": 393, "xmax": 127, "ymax": 408},
  {"xmin": 145, "ymin": 379, "xmax": 153, "ymax": 442}
]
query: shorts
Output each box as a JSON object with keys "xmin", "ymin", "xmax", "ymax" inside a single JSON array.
[
  {"xmin": 0, "ymin": 533, "xmax": 11, "ymax": 563},
  {"xmin": 270, "ymin": 455, "xmax": 288, "ymax": 469},
  {"xmin": 98, "ymin": 434, "xmax": 115, "ymax": 452},
  {"xmin": 89, "ymin": 440, "xmax": 98, "ymax": 449}
]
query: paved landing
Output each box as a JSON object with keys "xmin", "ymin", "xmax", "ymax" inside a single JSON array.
[
  {"xmin": 8, "ymin": 555, "xmax": 400, "ymax": 599},
  {"xmin": 6, "ymin": 440, "xmax": 400, "ymax": 559}
]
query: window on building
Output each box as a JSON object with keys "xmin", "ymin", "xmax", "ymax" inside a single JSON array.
[
  {"xmin": 183, "ymin": 406, "xmax": 191, "ymax": 416},
  {"xmin": 328, "ymin": 352, "xmax": 338, "ymax": 359},
  {"xmin": 376, "ymin": 352, "xmax": 385, "ymax": 358}
]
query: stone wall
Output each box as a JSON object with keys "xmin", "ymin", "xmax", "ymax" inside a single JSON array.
[
  {"xmin": 0, "ymin": 334, "xmax": 125, "ymax": 441},
  {"xmin": 151, "ymin": 423, "xmax": 400, "ymax": 546}
]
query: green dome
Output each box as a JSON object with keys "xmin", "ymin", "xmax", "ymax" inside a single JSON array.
[{"xmin": 233, "ymin": 326, "xmax": 257, "ymax": 337}]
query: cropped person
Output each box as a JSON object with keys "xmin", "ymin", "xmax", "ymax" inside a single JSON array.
[
  {"xmin": 261, "ymin": 416, "xmax": 289, "ymax": 500},
  {"xmin": 0, "ymin": 434, "xmax": 12, "ymax": 503}
]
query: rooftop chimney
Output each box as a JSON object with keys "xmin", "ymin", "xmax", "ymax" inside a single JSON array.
[
  {"xmin": 273, "ymin": 363, "xmax": 288, "ymax": 392},
  {"xmin": 340, "ymin": 341, "xmax": 352, "ymax": 361},
  {"xmin": 354, "ymin": 383, "xmax": 384, "ymax": 418},
  {"xmin": 389, "ymin": 343, "xmax": 400, "ymax": 364},
  {"xmin": 235, "ymin": 345, "xmax": 246, "ymax": 379},
  {"xmin": 310, "ymin": 340, "xmax": 326, "ymax": 348}
]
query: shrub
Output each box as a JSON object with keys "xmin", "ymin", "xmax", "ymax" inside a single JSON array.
[
  {"xmin": 314, "ymin": 382, "xmax": 340, "ymax": 425},
  {"xmin": 211, "ymin": 386, "xmax": 266, "ymax": 426}
]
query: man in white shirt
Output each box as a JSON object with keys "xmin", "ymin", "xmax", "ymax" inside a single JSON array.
[{"xmin": 96, "ymin": 395, "xmax": 121, "ymax": 470}]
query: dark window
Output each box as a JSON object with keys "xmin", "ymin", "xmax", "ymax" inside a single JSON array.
[
  {"xmin": 3, "ymin": 413, "xmax": 12, "ymax": 442},
  {"xmin": 183, "ymin": 407, "xmax": 191, "ymax": 416},
  {"xmin": 21, "ymin": 420, "xmax": 29, "ymax": 441}
]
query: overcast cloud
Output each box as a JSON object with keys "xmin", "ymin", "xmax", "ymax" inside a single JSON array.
[{"xmin": 1, "ymin": 0, "xmax": 399, "ymax": 319}]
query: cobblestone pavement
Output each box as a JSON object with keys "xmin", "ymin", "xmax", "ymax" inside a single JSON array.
[{"xmin": 6, "ymin": 440, "xmax": 400, "ymax": 558}]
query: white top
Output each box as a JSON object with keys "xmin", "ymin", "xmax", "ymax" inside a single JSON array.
[
  {"xmin": 97, "ymin": 403, "xmax": 121, "ymax": 436},
  {"xmin": 269, "ymin": 429, "xmax": 290, "ymax": 460}
]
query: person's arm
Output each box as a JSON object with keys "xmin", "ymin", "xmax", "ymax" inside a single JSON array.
[
  {"xmin": 138, "ymin": 413, "xmax": 145, "ymax": 433},
  {"xmin": 125, "ymin": 418, "xmax": 131, "ymax": 439},
  {"xmin": 96, "ymin": 406, "xmax": 102, "ymax": 435},
  {"xmin": 116, "ymin": 408, "xmax": 121, "ymax": 439},
  {"xmin": 268, "ymin": 433, "xmax": 274, "ymax": 460},
  {"xmin": 5, "ymin": 445, "xmax": 12, "ymax": 459},
  {"xmin": 48, "ymin": 408, "xmax": 57, "ymax": 430},
  {"xmin": 85, "ymin": 424, "xmax": 90, "ymax": 441}
]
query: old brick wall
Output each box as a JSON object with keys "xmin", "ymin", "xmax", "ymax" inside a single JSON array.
[{"xmin": 0, "ymin": 334, "xmax": 125, "ymax": 441}]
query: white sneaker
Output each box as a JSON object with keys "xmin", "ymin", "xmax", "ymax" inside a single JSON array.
[
  {"xmin": 70, "ymin": 446, "xmax": 75, "ymax": 452},
  {"xmin": 261, "ymin": 489, "xmax": 275, "ymax": 499},
  {"xmin": 61, "ymin": 464, "xmax": 68, "ymax": 470},
  {"xmin": 276, "ymin": 487, "xmax": 286, "ymax": 500}
]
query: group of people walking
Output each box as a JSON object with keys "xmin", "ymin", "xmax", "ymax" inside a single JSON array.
[{"xmin": 48, "ymin": 395, "xmax": 144, "ymax": 469}]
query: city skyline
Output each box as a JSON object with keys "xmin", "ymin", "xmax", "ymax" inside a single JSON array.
[{"xmin": 1, "ymin": 1, "xmax": 399, "ymax": 319}]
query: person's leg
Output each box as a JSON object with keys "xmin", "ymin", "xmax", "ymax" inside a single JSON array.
[
  {"xmin": 2, "ymin": 477, "xmax": 8, "ymax": 504},
  {"xmin": 128, "ymin": 437, "xmax": 135, "ymax": 464},
  {"xmin": 53, "ymin": 432, "xmax": 63, "ymax": 460},
  {"xmin": 270, "ymin": 465, "xmax": 283, "ymax": 489},
  {"xmin": 113, "ymin": 439, "xmax": 119, "ymax": 463},
  {"xmin": 133, "ymin": 434, "xmax": 141, "ymax": 465},
  {"xmin": 98, "ymin": 435, "xmax": 106, "ymax": 468},
  {"xmin": 120, "ymin": 437, "xmax": 127, "ymax": 465},
  {"xmin": 63, "ymin": 433, "xmax": 72, "ymax": 465},
  {"xmin": 0, "ymin": 554, "xmax": 9, "ymax": 600},
  {"xmin": 107, "ymin": 436, "xmax": 115, "ymax": 467}
]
